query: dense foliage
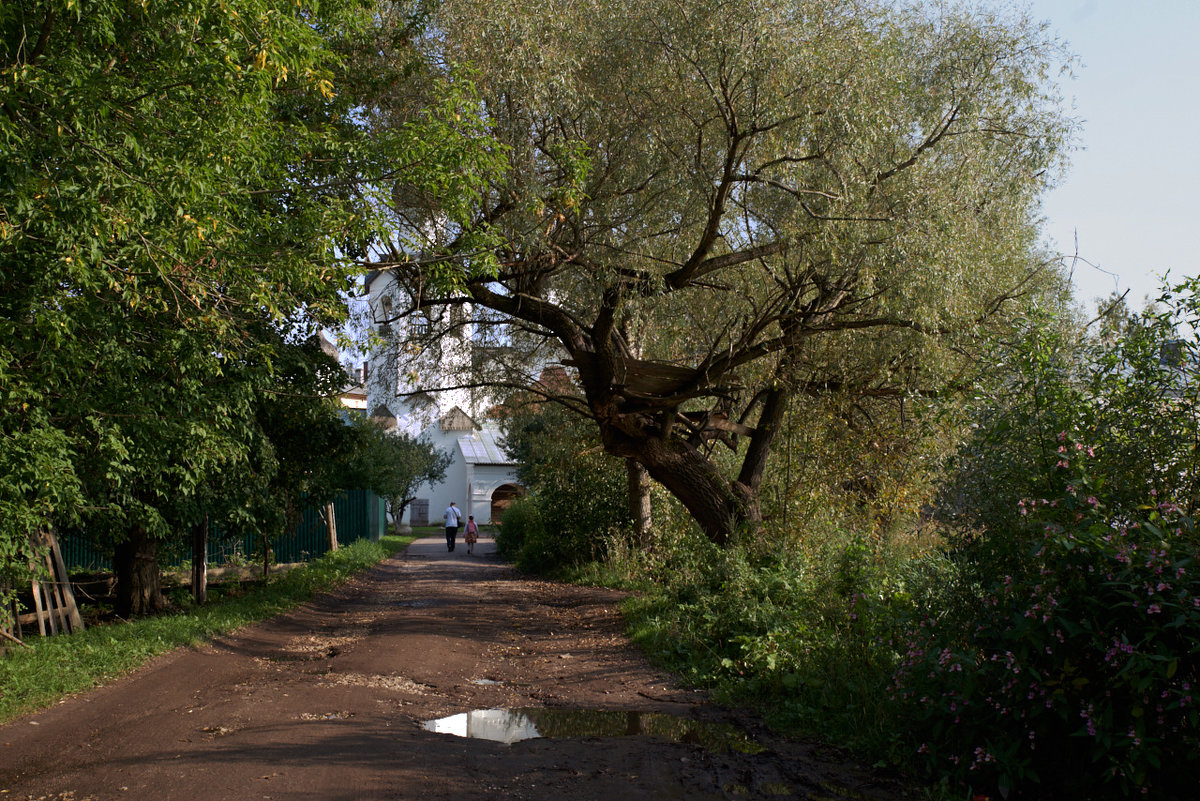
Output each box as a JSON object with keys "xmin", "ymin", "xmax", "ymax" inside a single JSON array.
[
  {"xmin": 498, "ymin": 397, "xmax": 630, "ymax": 572},
  {"xmin": 892, "ymin": 465, "xmax": 1200, "ymax": 798},
  {"xmin": 941, "ymin": 290, "xmax": 1200, "ymax": 534},
  {"xmin": 886, "ymin": 281, "xmax": 1200, "ymax": 798},
  {"xmin": 367, "ymin": 0, "xmax": 1073, "ymax": 544},
  {"xmin": 0, "ymin": 0, "xmax": 496, "ymax": 618},
  {"xmin": 510, "ymin": 281, "xmax": 1200, "ymax": 799}
]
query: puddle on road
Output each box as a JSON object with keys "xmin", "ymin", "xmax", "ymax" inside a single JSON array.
[
  {"xmin": 470, "ymin": 678, "xmax": 503, "ymax": 686},
  {"xmin": 421, "ymin": 708, "xmax": 766, "ymax": 754}
]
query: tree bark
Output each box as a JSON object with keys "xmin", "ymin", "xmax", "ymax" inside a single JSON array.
[
  {"xmin": 113, "ymin": 526, "xmax": 164, "ymax": 618},
  {"xmin": 600, "ymin": 418, "xmax": 752, "ymax": 546},
  {"xmin": 191, "ymin": 516, "xmax": 209, "ymax": 605},
  {"xmin": 626, "ymin": 459, "xmax": 652, "ymax": 542},
  {"xmin": 736, "ymin": 384, "xmax": 789, "ymax": 494}
]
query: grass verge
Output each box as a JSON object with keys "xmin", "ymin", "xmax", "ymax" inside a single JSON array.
[{"xmin": 0, "ymin": 534, "xmax": 414, "ymax": 725}]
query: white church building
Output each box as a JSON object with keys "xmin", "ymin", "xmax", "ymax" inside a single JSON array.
[{"xmin": 359, "ymin": 269, "xmax": 522, "ymax": 527}]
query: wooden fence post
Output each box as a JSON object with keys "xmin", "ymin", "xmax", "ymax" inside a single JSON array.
[
  {"xmin": 325, "ymin": 503, "xmax": 339, "ymax": 552},
  {"xmin": 191, "ymin": 515, "xmax": 209, "ymax": 605}
]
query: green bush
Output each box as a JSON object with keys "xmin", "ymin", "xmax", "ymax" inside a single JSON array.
[
  {"xmin": 890, "ymin": 447, "xmax": 1200, "ymax": 799},
  {"xmin": 497, "ymin": 497, "xmax": 542, "ymax": 561},
  {"xmin": 623, "ymin": 528, "xmax": 919, "ymax": 751},
  {"xmin": 499, "ymin": 396, "xmax": 631, "ymax": 572},
  {"xmin": 940, "ymin": 283, "xmax": 1200, "ymax": 541}
]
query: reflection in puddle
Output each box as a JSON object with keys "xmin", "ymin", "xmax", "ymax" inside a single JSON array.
[
  {"xmin": 423, "ymin": 709, "xmax": 539, "ymax": 743},
  {"xmin": 421, "ymin": 708, "xmax": 766, "ymax": 754}
]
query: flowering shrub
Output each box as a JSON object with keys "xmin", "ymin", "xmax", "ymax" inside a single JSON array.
[{"xmin": 890, "ymin": 443, "xmax": 1200, "ymax": 798}]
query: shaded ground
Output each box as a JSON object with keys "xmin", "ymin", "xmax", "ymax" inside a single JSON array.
[{"xmin": 0, "ymin": 536, "xmax": 912, "ymax": 800}]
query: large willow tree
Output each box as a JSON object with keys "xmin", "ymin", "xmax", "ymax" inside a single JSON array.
[{"xmin": 367, "ymin": 0, "xmax": 1073, "ymax": 545}]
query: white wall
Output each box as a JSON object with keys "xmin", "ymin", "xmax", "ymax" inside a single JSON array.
[
  {"xmin": 466, "ymin": 463, "xmax": 521, "ymax": 525},
  {"xmin": 395, "ymin": 423, "xmax": 517, "ymax": 527},
  {"xmin": 366, "ymin": 270, "xmax": 520, "ymax": 527}
]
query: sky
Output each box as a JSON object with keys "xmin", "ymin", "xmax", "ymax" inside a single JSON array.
[{"xmin": 1021, "ymin": 0, "xmax": 1200, "ymax": 311}]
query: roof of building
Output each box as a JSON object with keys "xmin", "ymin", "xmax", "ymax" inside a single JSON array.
[
  {"xmin": 370, "ymin": 404, "xmax": 398, "ymax": 430},
  {"xmin": 363, "ymin": 269, "xmax": 386, "ymax": 291},
  {"xmin": 440, "ymin": 406, "xmax": 477, "ymax": 431},
  {"xmin": 457, "ymin": 430, "xmax": 513, "ymax": 466}
]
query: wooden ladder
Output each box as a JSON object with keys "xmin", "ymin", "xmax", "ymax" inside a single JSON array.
[{"xmin": 27, "ymin": 528, "xmax": 85, "ymax": 637}]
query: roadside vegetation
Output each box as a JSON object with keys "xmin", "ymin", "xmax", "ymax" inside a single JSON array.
[
  {"xmin": 0, "ymin": 0, "xmax": 490, "ymax": 620},
  {"xmin": 501, "ymin": 280, "xmax": 1200, "ymax": 801},
  {"xmin": 6, "ymin": 0, "xmax": 1194, "ymax": 798},
  {"xmin": 0, "ymin": 535, "xmax": 413, "ymax": 725}
]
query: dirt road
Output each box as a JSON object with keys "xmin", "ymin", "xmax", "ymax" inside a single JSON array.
[{"xmin": 0, "ymin": 536, "xmax": 908, "ymax": 800}]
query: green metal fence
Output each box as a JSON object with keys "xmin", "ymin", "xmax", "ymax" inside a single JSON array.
[{"xmin": 59, "ymin": 489, "xmax": 387, "ymax": 572}]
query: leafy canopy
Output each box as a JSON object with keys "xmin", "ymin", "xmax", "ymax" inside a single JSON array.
[{"xmin": 366, "ymin": 0, "xmax": 1073, "ymax": 543}]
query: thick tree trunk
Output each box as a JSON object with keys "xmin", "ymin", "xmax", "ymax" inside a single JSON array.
[
  {"xmin": 737, "ymin": 385, "xmax": 788, "ymax": 493},
  {"xmin": 191, "ymin": 516, "xmax": 208, "ymax": 606},
  {"xmin": 589, "ymin": 383, "xmax": 793, "ymax": 546},
  {"xmin": 626, "ymin": 459, "xmax": 652, "ymax": 542},
  {"xmin": 113, "ymin": 526, "xmax": 164, "ymax": 618},
  {"xmin": 601, "ymin": 423, "xmax": 750, "ymax": 546}
]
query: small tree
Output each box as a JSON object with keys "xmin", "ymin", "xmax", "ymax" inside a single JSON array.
[
  {"xmin": 499, "ymin": 394, "xmax": 631, "ymax": 570},
  {"xmin": 344, "ymin": 417, "xmax": 452, "ymax": 528}
]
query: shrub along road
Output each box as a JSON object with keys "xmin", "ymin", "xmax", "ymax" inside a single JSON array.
[{"xmin": 0, "ymin": 537, "xmax": 909, "ymax": 800}]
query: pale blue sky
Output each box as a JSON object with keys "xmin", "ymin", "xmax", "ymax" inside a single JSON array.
[{"xmin": 1021, "ymin": 0, "xmax": 1200, "ymax": 311}]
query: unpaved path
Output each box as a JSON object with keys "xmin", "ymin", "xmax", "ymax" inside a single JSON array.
[{"xmin": 0, "ymin": 536, "xmax": 909, "ymax": 800}]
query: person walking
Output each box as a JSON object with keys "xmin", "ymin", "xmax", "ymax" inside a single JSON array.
[
  {"xmin": 444, "ymin": 502, "xmax": 463, "ymax": 551},
  {"xmin": 464, "ymin": 515, "xmax": 479, "ymax": 555}
]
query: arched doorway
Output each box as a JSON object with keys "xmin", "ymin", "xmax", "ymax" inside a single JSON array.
[{"xmin": 490, "ymin": 484, "xmax": 523, "ymax": 524}]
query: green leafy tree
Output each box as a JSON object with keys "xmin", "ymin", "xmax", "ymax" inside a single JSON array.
[
  {"xmin": 899, "ymin": 279, "xmax": 1200, "ymax": 797},
  {"xmin": 940, "ymin": 279, "xmax": 1200, "ymax": 538},
  {"xmin": 342, "ymin": 416, "xmax": 452, "ymax": 527},
  {"xmin": 499, "ymin": 394, "xmax": 631, "ymax": 570},
  {"xmin": 366, "ymin": 0, "xmax": 1073, "ymax": 545},
  {"xmin": 0, "ymin": 0, "xmax": 498, "ymax": 618}
]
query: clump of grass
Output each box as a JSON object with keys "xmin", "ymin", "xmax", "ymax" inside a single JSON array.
[
  {"xmin": 604, "ymin": 524, "xmax": 939, "ymax": 754},
  {"xmin": 0, "ymin": 535, "xmax": 413, "ymax": 724}
]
